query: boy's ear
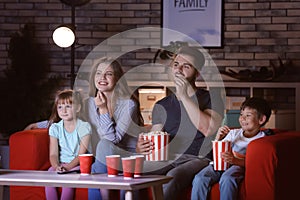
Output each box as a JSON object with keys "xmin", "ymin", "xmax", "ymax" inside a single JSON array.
[{"xmin": 259, "ymin": 115, "xmax": 267, "ymax": 125}]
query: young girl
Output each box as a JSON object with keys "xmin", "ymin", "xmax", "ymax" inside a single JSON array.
[{"xmin": 45, "ymin": 89, "xmax": 91, "ymax": 200}]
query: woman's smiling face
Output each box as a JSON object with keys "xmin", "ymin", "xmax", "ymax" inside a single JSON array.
[{"xmin": 94, "ymin": 63, "xmax": 116, "ymax": 92}]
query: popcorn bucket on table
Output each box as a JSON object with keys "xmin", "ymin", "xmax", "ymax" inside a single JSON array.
[
  {"xmin": 212, "ymin": 140, "xmax": 232, "ymax": 171},
  {"xmin": 142, "ymin": 131, "xmax": 169, "ymax": 161}
]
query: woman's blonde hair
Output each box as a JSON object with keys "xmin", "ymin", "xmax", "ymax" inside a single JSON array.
[
  {"xmin": 88, "ymin": 57, "xmax": 130, "ymax": 98},
  {"xmin": 88, "ymin": 57, "xmax": 144, "ymax": 126}
]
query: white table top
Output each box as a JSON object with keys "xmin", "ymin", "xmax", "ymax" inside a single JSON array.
[{"xmin": 0, "ymin": 169, "xmax": 172, "ymax": 191}]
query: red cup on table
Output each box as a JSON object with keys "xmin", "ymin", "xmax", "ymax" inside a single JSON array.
[
  {"xmin": 121, "ymin": 157, "xmax": 136, "ymax": 179},
  {"xmin": 79, "ymin": 153, "xmax": 93, "ymax": 175},
  {"xmin": 131, "ymin": 155, "xmax": 145, "ymax": 177},
  {"xmin": 106, "ymin": 155, "xmax": 121, "ymax": 177}
]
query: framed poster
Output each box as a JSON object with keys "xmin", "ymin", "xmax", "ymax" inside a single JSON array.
[{"xmin": 162, "ymin": 0, "xmax": 223, "ymax": 47}]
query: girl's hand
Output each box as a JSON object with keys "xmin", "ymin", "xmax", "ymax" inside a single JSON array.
[
  {"xmin": 215, "ymin": 125, "xmax": 230, "ymax": 140},
  {"xmin": 136, "ymin": 134, "xmax": 154, "ymax": 154},
  {"xmin": 56, "ymin": 165, "xmax": 66, "ymax": 172}
]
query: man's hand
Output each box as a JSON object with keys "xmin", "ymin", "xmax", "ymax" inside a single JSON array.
[
  {"xmin": 174, "ymin": 73, "xmax": 189, "ymax": 99},
  {"xmin": 136, "ymin": 134, "xmax": 154, "ymax": 154}
]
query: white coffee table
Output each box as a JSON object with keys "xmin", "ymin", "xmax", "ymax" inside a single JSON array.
[{"xmin": 0, "ymin": 169, "xmax": 172, "ymax": 200}]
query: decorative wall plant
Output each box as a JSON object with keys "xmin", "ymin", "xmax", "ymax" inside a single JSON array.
[{"xmin": 0, "ymin": 24, "xmax": 62, "ymax": 135}]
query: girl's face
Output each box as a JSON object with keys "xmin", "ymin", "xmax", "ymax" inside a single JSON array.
[
  {"xmin": 57, "ymin": 101, "xmax": 77, "ymax": 122},
  {"xmin": 171, "ymin": 55, "xmax": 199, "ymax": 82},
  {"xmin": 94, "ymin": 63, "xmax": 116, "ymax": 92},
  {"xmin": 239, "ymin": 107, "xmax": 265, "ymax": 133}
]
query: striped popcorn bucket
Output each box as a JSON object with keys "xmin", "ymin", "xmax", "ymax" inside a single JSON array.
[
  {"xmin": 143, "ymin": 132, "xmax": 169, "ymax": 161},
  {"xmin": 212, "ymin": 140, "xmax": 232, "ymax": 171}
]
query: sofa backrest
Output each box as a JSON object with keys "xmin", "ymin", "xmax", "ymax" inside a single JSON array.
[{"xmin": 9, "ymin": 129, "xmax": 50, "ymax": 170}]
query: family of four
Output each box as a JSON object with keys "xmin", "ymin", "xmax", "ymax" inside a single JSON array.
[{"xmin": 25, "ymin": 46, "xmax": 271, "ymax": 200}]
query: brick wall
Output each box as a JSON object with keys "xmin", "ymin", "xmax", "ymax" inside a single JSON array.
[{"xmin": 0, "ymin": 0, "xmax": 299, "ymax": 86}]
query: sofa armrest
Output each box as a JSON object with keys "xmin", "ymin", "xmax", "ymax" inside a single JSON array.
[
  {"xmin": 9, "ymin": 129, "xmax": 50, "ymax": 170},
  {"xmin": 245, "ymin": 132, "xmax": 300, "ymax": 200}
]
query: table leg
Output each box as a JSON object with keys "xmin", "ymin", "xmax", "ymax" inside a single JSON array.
[
  {"xmin": 0, "ymin": 185, "xmax": 3, "ymax": 200},
  {"xmin": 151, "ymin": 185, "xmax": 164, "ymax": 200},
  {"xmin": 124, "ymin": 190, "xmax": 133, "ymax": 200}
]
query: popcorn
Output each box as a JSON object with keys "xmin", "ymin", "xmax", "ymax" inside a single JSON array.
[
  {"xmin": 212, "ymin": 140, "xmax": 232, "ymax": 171},
  {"xmin": 142, "ymin": 131, "xmax": 170, "ymax": 161}
]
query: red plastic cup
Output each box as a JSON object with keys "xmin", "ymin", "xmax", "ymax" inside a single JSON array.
[
  {"xmin": 106, "ymin": 155, "xmax": 121, "ymax": 177},
  {"xmin": 79, "ymin": 154, "xmax": 93, "ymax": 175},
  {"xmin": 131, "ymin": 155, "xmax": 145, "ymax": 177},
  {"xmin": 212, "ymin": 140, "xmax": 232, "ymax": 171},
  {"xmin": 121, "ymin": 157, "xmax": 136, "ymax": 179}
]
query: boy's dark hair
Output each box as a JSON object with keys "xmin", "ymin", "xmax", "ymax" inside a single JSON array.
[{"xmin": 240, "ymin": 97, "xmax": 272, "ymax": 127}]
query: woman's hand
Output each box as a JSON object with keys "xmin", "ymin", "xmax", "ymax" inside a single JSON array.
[
  {"xmin": 23, "ymin": 123, "xmax": 38, "ymax": 130},
  {"xmin": 215, "ymin": 125, "xmax": 230, "ymax": 140},
  {"xmin": 94, "ymin": 91, "xmax": 108, "ymax": 114},
  {"xmin": 136, "ymin": 134, "xmax": 153, "ymax": 154}
]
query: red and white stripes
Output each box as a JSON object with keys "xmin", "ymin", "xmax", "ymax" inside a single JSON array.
[
  {"xmin": 142, "ymin": 132, "xmax": 169, "ymax": 161},
  {"xmin": 212, "ymin": 141, "xmax": 232, "ymax": 171}
]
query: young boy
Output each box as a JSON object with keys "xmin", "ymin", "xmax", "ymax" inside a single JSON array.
[{"xmin": 191, "ymin": 97, "xmax": 272, "ymax": 200}]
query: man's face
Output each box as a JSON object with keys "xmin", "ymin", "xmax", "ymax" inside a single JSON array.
[{"xmin": 171, "ymin": 55, "xmax": 199, "ymax": 82}]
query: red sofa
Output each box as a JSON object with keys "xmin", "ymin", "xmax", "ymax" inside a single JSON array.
[
  {"xmin": 9, "ymin": 129, "xmax": 300, "ymax": 200},
  {"xmin": 9, "ymin": 129, "xmax": 87, "ymax": 200}
]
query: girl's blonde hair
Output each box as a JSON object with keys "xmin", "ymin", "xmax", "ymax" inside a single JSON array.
[{"xmin": 48, "ymin": 89, "xmax": 82, "ymax": 126}]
